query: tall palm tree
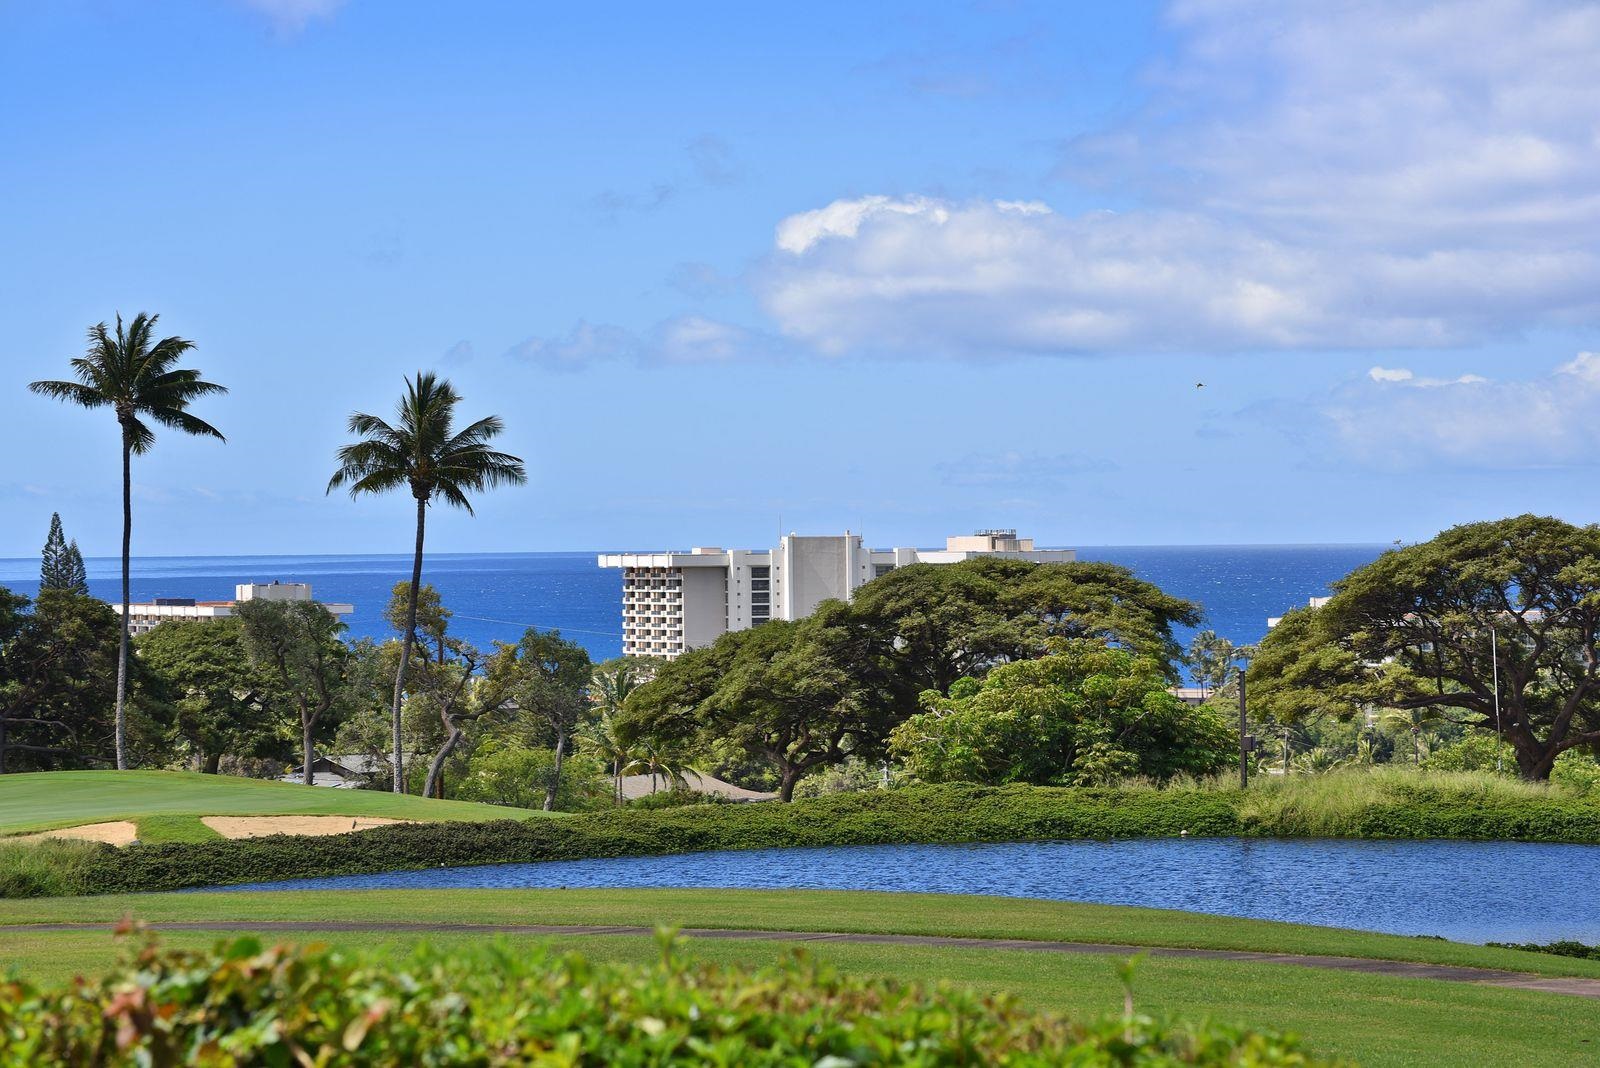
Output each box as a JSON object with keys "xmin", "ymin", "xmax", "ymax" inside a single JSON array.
[
  {"xmin": 327, "ymin": 372, "xmax": 525, "ymax": 793},
  {"xmin": 29, "ymin": 314, "xmax": 226, "ymax": 770}
]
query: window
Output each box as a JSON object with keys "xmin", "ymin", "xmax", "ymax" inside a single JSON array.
[
  {"xmin": 750, "ymin": 566, "xmax": 770, "ymax": 578},
  {"xmin": 751, "ymin": 579, "xmax": 769, "ymax": 591},
  {"xmin": 751, "ymin": 592, "xmax": 770, "ymax": 605},
  {"xmin": 874, "ymin": 564, "xmax": 896, "ymax": 578}
]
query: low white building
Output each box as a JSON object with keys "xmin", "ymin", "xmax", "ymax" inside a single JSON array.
[
  {"xmin": 599, "ymin": 529, "xmax": 1074, "ymax": 658},
  {"xmin": 111, "ymin": 581, "xmax": 354, "ymax": 636}
]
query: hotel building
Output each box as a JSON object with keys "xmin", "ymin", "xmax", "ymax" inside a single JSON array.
[
  {"xmin": 598, "ymin": 530, "xmax": 1074, "ymax": 658},
  {"xmin": 110, "ymin": 581, "xmax": 354, "ymax": 636}
]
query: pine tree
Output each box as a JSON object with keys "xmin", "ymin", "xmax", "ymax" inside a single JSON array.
[
  {"xmin": 40, "ymin": 513, "xmax": 70, "ymax": 590},
  {"xmin": 64, "ymin": 540, "xmax": 89, "ymax": 595},
  {"xmin": 40, "ymin": 515, "xmax": 90, "ymax": 595}
]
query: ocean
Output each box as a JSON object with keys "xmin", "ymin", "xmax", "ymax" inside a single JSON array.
[{"xmin": 0, "ymin": 545, "xmax": 1386, "ymax": 668}]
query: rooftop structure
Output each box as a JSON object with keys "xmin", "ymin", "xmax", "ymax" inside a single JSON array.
[
  {"xmin": 111, "ymin": 581, "xmax": 354, "ymax": 636},
  {"xmin": 599, "ymin": 530, "xmax": 1074, "ymax": 659},
  {"xmin": 1267, "ymin": 596, "xmax": 1332, "ymax": 629}
]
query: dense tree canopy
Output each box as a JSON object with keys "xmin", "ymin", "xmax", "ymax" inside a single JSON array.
[
  {"xmin": 851, "ymin": 558, "xmax": 1199, "ymax": 698},
  {"xmin": 136, "ymin": 618, "xmax": 281, "ymax": 773},
  {"xmin": 889, "ymin": 639, "xmax": 1236, "ymax": 786},
  {"xmin": 1249, "ymin": 515, "xmax": 1600, "ymax": 780},
  {"xmin": 0, "ymin": 589, "xmax": 157, "ymax": 771},
  {"xmin": 623, "ymin": 601, "xmax": 904, "ymax": 801}
]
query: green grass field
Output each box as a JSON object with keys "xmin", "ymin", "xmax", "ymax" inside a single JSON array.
[
  {"xmin": 0, "ymin": 770, "xmax": 541, "ymax": 842},
  {"xmin": 3, "ymin": 888, "xmax": 1597, "ymax": 1067}
]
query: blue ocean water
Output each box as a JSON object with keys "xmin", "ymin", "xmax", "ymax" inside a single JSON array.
[{"xmin": 0, "ymin": 545, "xmax": 1384, "ymax": 666}]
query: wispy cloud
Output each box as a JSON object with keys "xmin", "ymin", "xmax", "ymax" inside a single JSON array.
[
  {"xmin": 1323, "ymin": 354, "xmax": 1600, "ymax": 469},
  {"xmin": 503, "ymin": 316, "xmax": 774, "ymax": 370},
  {"xmin": 239, "ymin": 0, "xmax": 348, "ymax": 33}
]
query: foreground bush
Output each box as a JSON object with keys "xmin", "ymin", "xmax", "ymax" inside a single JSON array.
[
  {"xmin": 0, "ymin": 931, "xmax": 1327, "ymax": 1066},
  {"xmin": 8, "ymin": 775, "xmax": 1599, "ymax": 897}
]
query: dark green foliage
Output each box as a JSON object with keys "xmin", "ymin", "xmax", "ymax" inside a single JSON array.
[
  {"xmin": 0, "ymin": 588, "xmax": 160, "ymax": 772},
  {"xmin": 37, "ymin": 514, "xmax": 87, "ymax": 595},
  {"xmin": 0, "ymin": 935, "xmax": 1322, "ymax": 1066},
  {"xmin": 235, "ymin": 599, "xmax": 353, "ymax": 785},
  {"xmin": 852, "ymin": 556, "xmax": 1201, "ymax": 694},
  {"xmin": 1485, "ymin": 940, "xmax": 1600, "ymax": 960},
  {"xmin": 625, "ymin": 602, "xmax": 904, "ymax": 801},
  {"xmin": 1250, "ymin": 515, "xmax": 1600, "ymax": 781},
  {"xmin": 136, "ymin": 619, "xmax": 283, "ymax": 774}
]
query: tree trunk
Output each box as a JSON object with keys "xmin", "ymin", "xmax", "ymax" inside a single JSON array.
[
  {"xmin": 115, "ymin": 435, "xmax": 131, "ymax": 771},
  {"xmin": 423, "ymin": 726, "xmax": 462, "ymax": 800},
  {"xmin": 203, "ymin": 751, "xmax": 221, "ymax": 775},
  {"xmin": 613, "ymin": 758, "xmax": 621, "ymax": 806},
  {"xmin": 778, "ymin": 766, "xmax": 801, "ymax": 802},
  {"xmin": 302, "ymin": 712, "xmax": 316, "ymax": 786},
  {"xmin": 390, "ymin": 497, "xmax": 427, "ymax": 794},
  {"xmin": 544, "ymin": 729, "xmax": 566, "ymax": 812},
  {"xmin": 0, "ymin": 718, "xmax": 7, "ymax": 775}
]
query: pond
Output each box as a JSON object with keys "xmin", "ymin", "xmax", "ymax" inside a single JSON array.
[{"xmin": 212, "ymin": 837, "xmax": 1600, "ymax": 945}]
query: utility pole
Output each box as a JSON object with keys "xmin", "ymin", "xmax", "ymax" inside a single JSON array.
[{"xmin": 1238, "ymin": 665, "xmax": 1250, "ymax": 789}]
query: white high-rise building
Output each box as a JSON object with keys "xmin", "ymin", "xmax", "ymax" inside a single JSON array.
[{"xmin": 598, "ymin": 530, "xmax": 1074, "ymax": 658}]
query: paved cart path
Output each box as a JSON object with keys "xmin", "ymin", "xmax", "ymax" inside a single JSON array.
[{"xmin": 12, "ymin": 920, "xmax": 1600, "ymax": 1000}]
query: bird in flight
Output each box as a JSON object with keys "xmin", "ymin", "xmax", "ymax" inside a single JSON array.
[{"xmin": 1196, "ymin": 382, "xmax": 1205, "ymax": 389}]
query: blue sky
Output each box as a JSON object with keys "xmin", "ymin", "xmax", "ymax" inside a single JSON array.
[{"xmin": 2, "ymin": 0, "xmax": 1597, "ymax": 557}]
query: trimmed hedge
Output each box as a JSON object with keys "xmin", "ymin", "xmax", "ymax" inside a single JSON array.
[
  {"xmin": 0, "ymin": 932, "xmax": 1327, "ymax": 1065},
  {"xmin": 12, "ymin": 781, "xmax": 1600, "ymax": 897}
]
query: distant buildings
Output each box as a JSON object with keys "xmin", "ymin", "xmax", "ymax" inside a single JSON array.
[
  {"xmin": 1267, "ymin": 596, "xmax": 1331, "ymax": 629},
  {"xmin": 598, "ymin": 529, "xmax": 1074, "ymax": 659},
  {"xmin": 110, "ymin": 581, "xmax": 354, "ymax": 636}
]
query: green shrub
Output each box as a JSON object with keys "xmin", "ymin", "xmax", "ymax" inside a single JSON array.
[
  {"xmin": 0, "ymin": 838, "xmax": 110, "ymax": 898},
  {"xmin": 0, "ymin": 933, "xmax": 1327, "ymax": 1066},
  {"xmin": 1484, "ymin": 940, "xmax": 1600, "ymax": 960}
]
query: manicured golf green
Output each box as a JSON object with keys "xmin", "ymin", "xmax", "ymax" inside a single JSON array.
[
  {"xmin": 0, "ymin": 770, "xmax": 541, "ymax": 840},
  {"xmin": 3, "ymin": 889, "xmax": 1598, "ymax": 1067}
]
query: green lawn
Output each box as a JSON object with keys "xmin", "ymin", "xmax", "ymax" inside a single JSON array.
[
  {"xmin": 0, "ymin": 770, "xmax": 542, "ymax": 841},
  {"xmin": 6, "ymin": 886, "xmax": 1600, "ymax": 979},
  {"xmin": 3, "ymin": 889, "xmax": 1598, "ymax": 1066}
]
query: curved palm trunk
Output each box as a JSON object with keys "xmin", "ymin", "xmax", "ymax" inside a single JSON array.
[
  {"xmin": 115, "ymin": 436, "xmax": 132, "ymax": 771},
  {"xmin": 544, "ymin": 730, "xmax": 566, "ymax": 812},
  {"xmin": 390, "ymin": 498, "xmax": 427, "ymax": 794}
]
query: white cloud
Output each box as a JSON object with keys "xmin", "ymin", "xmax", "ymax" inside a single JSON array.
[
  {"xmin": 1327, "ymin": 354, "xmax": 1600, "ymax": 467},
  {"xmin": 504, "ymin": 316, "xmax": 762, "ymax": 369},
  {"xmin": 759, "ymin": 1, "xmax": 1600, "ymax": 357},
  {"xmin": 1367, "ymin": 366, "xmax": 1488, "ymax": 387},
  {"xmin": 239, "ymin": 0, "xmax": 347, "ymax": 31}
]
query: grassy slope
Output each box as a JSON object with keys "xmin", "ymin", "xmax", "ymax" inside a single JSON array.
[
  {"xmin": 6, "ymin": 887, "xmax": 1600, "ymax": 979},
  {"xmin": 3, "ymin": 903, "xmax": 1598, "ymax": 1066},
  {"xmin": 0, "ymin": 770, "xmax": 542, "ymax": 838}
]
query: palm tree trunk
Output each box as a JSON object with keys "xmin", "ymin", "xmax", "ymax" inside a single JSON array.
[
  {"xmin": 115, "ymin": 435, "xmax": 131, "ymax": 771},
  {"xmin": 390, "ymin": 497, "xmax": 427, "ymax": 794}
]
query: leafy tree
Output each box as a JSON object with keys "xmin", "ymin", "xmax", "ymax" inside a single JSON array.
[
  {"xmin": 416, "ymin": 639, "xmax": 491, "ymax": 800},
  {"xmin": 583, "ymin": 658, "xmax": 650, "ymax": 804},
  {"xmin": 0, "ymin": 588, "xmax": 158, "ymax": 772},
  {"xmin": 1250, "ymin": 515, "xmax": 1600, "ymax": 781},
  {"xmin": 29, "ymin": 313, "xmax": 226, "ymax": 770},
  {"xmin": 39, "ymin": 514, "xmax": 87, "ymax": 595},
  {"xmin": 136, "ymin": 619, "xmax": 280, "ymax": 773},
  {"xmin": 235, "ymin": 599, "xmax": 351, "ymax": 785},
  {"xmin": 623, "ymin": 601, "xmax": 903, "ymax": 801},
  {"xmin": 851, "ymin": 558, "xmax": 1199, "ymax": 700},
  {"xmin": 454, "ymin": 743, "xmax": 607, "ymax": 811},
  {"xmin": 888, "ymin": 639, "xmax": 1236, "ymax": 787},
  {"xmin": 1185, "ymin": 630, "xmax": 1242, "ymax": 696},
  {"xmin": 327, "ymin": 372, "xmax": 525, "ymax": 793},
  {"xmin": 480, "ymin": 629, "xmax": 592, "ymax": 811},
  {"xmin": 383, "ymin": 581, "xmax": 451, "ymax": 665}
]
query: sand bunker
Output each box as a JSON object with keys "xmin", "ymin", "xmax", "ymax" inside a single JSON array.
[
  {"xmin": 201, "ymin": 815, "xmax": 409, "ymax": 839},
  {"xmin": 18, "ymin": 821, "xmax": 140, "ymax": 846}
]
